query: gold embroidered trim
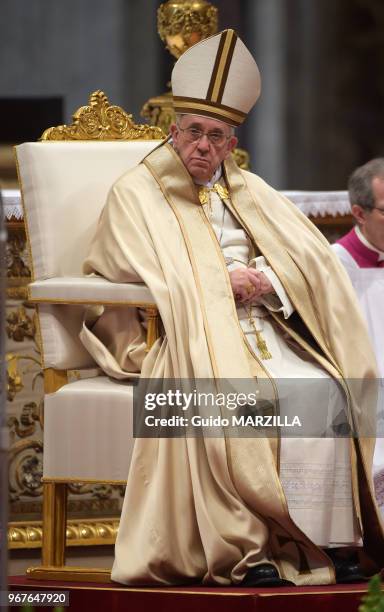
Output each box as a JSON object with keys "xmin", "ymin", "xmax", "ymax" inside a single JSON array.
[
  {"xmin": 198, "ymin": 183, "xmax": 229, "ymax": 206},
  {"xmin": 173, "ymin": 98, "xmax": 245, "ymax": 126}
]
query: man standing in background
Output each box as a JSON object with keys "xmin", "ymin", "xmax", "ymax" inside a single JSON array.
[{"xmin": 333, "ymin": 158, "xmax": 384, "ymax": 512}]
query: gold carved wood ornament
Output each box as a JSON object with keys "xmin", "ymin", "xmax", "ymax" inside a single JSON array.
[{"xmin": 41, "ymin": 91, "xmax": 165, "ymax": 141}]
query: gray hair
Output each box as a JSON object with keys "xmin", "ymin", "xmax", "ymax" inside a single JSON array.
[
  {"xmin": 348, "ymin": 157, "xmax": 384, "ymax": 210},
  {"xmin": 175, "ymin": 113, "xmax": 235, "ymax": 137}
]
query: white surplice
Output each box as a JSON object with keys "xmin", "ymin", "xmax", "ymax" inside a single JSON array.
[{"xmin": 332, "ymin": 238, "xmax": 384, "ymax": 509}]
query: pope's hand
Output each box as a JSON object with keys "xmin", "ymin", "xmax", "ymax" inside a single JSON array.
[{"xmin": 229, "ymin": 267, "xmax": 273, "ymax": 303}]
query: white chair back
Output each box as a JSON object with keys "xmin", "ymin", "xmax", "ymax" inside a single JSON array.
[
  {"xmin": 16, "ymin": 140, "xmax": 160, "ymax": 369},
  {"xmin": 16, "ymin": 141, "xmax": 160, "ymax": 279}
]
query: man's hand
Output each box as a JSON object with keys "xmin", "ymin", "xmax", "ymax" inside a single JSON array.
[{"xmin": 229, "ymin": 267, "xmax": 274, "ymax": 303}]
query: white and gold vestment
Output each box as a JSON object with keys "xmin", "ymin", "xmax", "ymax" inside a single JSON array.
[{"xmin": 82, "ymin": 142, "xmax": 384, "ymax": 586}]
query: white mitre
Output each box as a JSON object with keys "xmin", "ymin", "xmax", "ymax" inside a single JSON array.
[{"xmin": 171, "ymin": 29, "xmax": 261, "ymax": 127}]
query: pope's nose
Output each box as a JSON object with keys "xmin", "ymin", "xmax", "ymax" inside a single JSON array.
[{"xmin": 197, "ymin": 134, "xmax": 211, "ymax": 152}]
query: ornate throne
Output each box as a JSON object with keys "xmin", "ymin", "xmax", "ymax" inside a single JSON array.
[{"xmin": 14, "ymin": 91, "xmax": 164, "ymax": 582}]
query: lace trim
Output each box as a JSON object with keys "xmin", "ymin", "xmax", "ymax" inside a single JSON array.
[
  {"xmin": 281, "ymin": 190, "xmax": 350, "ymax": 218},
  {"xmin": 1, "ymin": 189, "xmax": 23, "ymax": 220}
]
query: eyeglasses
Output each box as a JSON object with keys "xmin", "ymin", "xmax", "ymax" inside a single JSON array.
[
  {"xmin": 177, "ymin": 125, "xmax": 231, "ymax": 147},
  {"xmin": 365, "ymin": 206, "xmax": 384, "ymax": 216}
]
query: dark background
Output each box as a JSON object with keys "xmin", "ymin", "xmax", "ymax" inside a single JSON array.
[{"xmin": 1, "ymin": 0, "xmax": 384, "ymax": 190}]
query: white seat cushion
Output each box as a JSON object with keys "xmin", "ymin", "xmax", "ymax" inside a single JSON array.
[{"xmin": 43, "ymin": 376, "xmax": 136, "ymax": 482}]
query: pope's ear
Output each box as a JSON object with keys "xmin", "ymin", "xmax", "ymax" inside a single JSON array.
[
  {"xmin": 169, "ymin": 123, "xmax": 178, "ymax": 141},
  {"xmin": 227, "ymin": 135, "xmax": 238, "ymax": 154},
  {"xmin": 351, "ymin": 204, "xmax": 367, "ymax": 225}
]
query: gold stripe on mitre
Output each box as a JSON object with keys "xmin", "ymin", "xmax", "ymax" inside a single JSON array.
[
  {"xmin": 206, "ymin": 29, "xmax": 238, "ymax": 104},
  {"xmin": 173, "ymin": 97, "xmax": 246, "ymax": 126}
]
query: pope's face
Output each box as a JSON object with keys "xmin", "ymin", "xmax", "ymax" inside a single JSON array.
[
  {"xmin": 352, "ymin": 176, "xmax": 384, "ymax": 251},
  {"xmin": 170, "ymin": 115, "xmax": 238, "ymax": 182}
]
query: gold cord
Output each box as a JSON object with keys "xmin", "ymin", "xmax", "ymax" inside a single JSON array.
[{"xmin": 245, "ymin": 306, "xmax": 272, "ymax": 360}]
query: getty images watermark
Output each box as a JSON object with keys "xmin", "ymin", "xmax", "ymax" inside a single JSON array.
[
  {"xmin": 143, "ymin": 388, "xmax": 301, "ymax": 429},
  {"xmin": 133, "ymin": 378, "xmax": 306, "ymax": 438},
  {"xmin": 133, "ymin": 378, "xmax": 382, "ymax": 438}
]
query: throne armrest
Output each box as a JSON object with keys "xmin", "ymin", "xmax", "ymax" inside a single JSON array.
[{"xmin": 28, "ymin": 276, "xmax": 156, "ymax": 306}]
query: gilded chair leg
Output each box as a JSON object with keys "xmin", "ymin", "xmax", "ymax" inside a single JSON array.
[
  {"xmin": 145, "ymin": 307, "xmax": 160, "ymax": 350},
  {"xmin": 42, "ymin": 482, "xmax": 67, "ymax": 567}
]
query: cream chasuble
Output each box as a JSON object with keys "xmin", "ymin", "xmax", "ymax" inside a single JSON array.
[
  {"xmin": 204, "ymin": 185, "xmax": 360, "ymax": 548},
  {"xmin": 82, "ymin": 142, "xmax": 384, "ymax": 586}
]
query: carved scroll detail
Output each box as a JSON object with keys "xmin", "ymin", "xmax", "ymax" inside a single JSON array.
[{"xmin": 41, "ymin": 90, "xmax": 165, "ymax": 141}]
